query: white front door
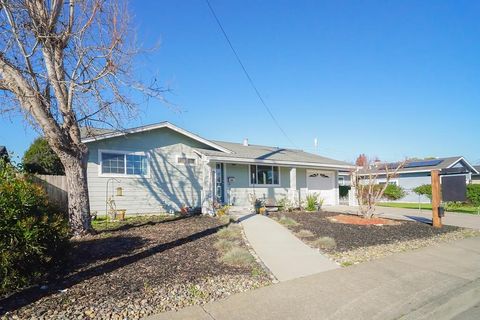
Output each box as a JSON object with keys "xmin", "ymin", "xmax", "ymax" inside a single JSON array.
[{"xmin": 306, "ymin": 170, "xmax": 336, "ymax": 205}]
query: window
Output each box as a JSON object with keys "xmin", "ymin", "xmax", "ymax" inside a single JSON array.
[
  {"xmin": 338, "ymin": 176, "xmax": 345, "ymax": 186},
  {"xmin": 177, "ymin": 156, "xmax": 196, "ymax": 166},
  {"xmin": 250, "ymin": 165, "xmax": 280, "ymax": 185},
  {"xmin": 100, "ymin": 151, "xmax": 148, "ymax": 176}
]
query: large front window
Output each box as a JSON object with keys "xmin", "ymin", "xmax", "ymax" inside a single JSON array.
[
  {"xmin": 250, "ymin": 165, "xmax": 279, "ymax": 185},
  {"xmin": 100, "ymin": 151, "xmax": 148, "ymax": 176}
]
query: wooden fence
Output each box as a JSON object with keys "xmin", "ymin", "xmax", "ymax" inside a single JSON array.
[{"xmin": 32, "ymin": 174, "xmax": 68, "ymax": 211}]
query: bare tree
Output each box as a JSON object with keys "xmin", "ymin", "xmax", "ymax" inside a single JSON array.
[
  {"xmin": 351, "ymin": 157, "xmax": 405, "ymax": 218},
  {"xmin": 0, "ymin": 0, "xmax": 161, "ymax": 236}
]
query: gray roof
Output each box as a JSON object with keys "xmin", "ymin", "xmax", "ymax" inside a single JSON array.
[
  {"xmin": 359, "ymin": 156, "xmax": 477, "ymax": 175},
  {"xmin": 195, "ymin": 140, "xmax": 353, "ymax": 167},
  {"xmin": 80, "ymin": 127, "xmax": 114, "ymax": 139},
  {"xmin": 474, "ymin": 166, "xmax": 480, "ymax": 176}
]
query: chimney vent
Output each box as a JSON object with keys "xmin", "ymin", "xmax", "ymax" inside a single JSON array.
[{"xmin": 243, "ymin": 138, "xmax": 249, "ymax": 146}]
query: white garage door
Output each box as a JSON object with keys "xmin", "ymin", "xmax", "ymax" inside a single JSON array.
[{"xmin": 306, "ymin": 170, "xmax": 336, "ymax": 206}]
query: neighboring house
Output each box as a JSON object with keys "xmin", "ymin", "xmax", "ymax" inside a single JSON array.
[
  {"xmin": 359, "ymin": 157, "xmax": 479, "ymax": 203},
  {"xmin": 81, "ymin": 122, "xmax": 355, "ymax": 215},
  {"xmin": 473, "ymin": 166, "xmax": 480, "ymax": 184}
]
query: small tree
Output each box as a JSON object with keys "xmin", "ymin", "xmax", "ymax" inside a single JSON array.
[
  {"xmin": 413, "ymin": 184, "xmax": 432, "ymax": 200},
  {"xmin": 23, "ymin": 138, "xmax": 65, "ymax": 175},
  {"xmin": 352, "ymin": 157, "xmax": 405, "ymax": 218}
]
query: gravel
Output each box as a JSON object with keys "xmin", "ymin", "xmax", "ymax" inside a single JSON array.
[
  {"xmin": 1, "ymin": 215, "xmax": 271, "ymax": 319},
  {"xmin": 270, "ymin": 211, "xmax": 480, "ymax": 266}
]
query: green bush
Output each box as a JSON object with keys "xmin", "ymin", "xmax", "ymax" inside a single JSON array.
[
  {"xmin": 413, "ymin": 184, "xmax": 432, "ymax": 200},
  {"xmin": 382, "ymin": 184, "xmax": 406, "ymax": 200},
  {"xmin": 23, "ymin": 137, "xmax": 64, "ymax": 175},
  {"xmin": 0, "ymin": 161, "xmax": 70, "ymax": 295},
  {"xmin": 339, "ymin": 185, "xmax": 350, "ymax": 198},
  {"xmin": 467, "ymin": 184, "xmax": 480, "ymax": 207},
  {"xmin": 305, "ymin": 194, "xmax": 319, "ymax": 212}
]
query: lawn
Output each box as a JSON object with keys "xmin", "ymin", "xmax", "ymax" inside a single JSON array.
[
  {"xmin": 378, "ymin": 202, "xmax": 480, "ymax": 214},
  {"xmin": 270, "ymin": 211, "xmax": 479, "ymax": 266},
  {"xmin": 1, "ymin": 215, "xmax": 270, "ymax": 319}
]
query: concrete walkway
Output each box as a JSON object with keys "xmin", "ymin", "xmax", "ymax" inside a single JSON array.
[
  {"xmin": 145, "ymin": 237, "xmax": 480, "ymax": 320},
  {"xmin": 328, "ymin": 205, "xmax": 480, "ymax": 230},
  {"xmin": 238, "ymin": 213, "xmax": 339, "ymax": 281}
]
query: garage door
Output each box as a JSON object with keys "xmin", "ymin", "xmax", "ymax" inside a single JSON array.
[{"xmin": 306, "ymin": 170, "xmax": 336, "ymax": 206}]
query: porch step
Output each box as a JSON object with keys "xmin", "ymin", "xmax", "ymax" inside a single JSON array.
[{"xmin": 228, "ymin": 205, "xmax": 253, "ymax": 216}]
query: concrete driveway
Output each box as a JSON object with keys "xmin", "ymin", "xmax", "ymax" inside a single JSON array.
[
  {"xmin": 145, "ymin": 237, "xmax": 480, "ymax": 320},
  {"xmin": 328, "ymin": 205, "xmax": 480, "ymax": 230}
]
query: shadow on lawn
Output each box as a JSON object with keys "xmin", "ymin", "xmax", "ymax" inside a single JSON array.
[
  {"xmin": 94, "ymin": 214, "xmax": 190, "ymax": 234},
  {"xmin": 0, "ymin": 221, "xmax": 227, "ymax": 315}
]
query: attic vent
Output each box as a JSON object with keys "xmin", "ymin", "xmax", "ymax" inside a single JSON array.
[{"xmin": 243, "ymin": 138, "xmax": 249, "ymax": 146}]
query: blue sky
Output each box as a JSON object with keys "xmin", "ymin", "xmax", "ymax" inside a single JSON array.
[{"xmin": 1, "ymin": 0, "xmax": 479, "ymax": 164}]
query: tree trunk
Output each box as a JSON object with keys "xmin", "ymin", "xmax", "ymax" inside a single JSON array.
[{"xmin": 61, "ymin": 150, "xmax": 93, "ymax": 236}]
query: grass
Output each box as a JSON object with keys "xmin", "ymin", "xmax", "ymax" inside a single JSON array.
[
  {"xmin": 278, "ymin": 215, "xmax": 299, "ymax": 227},
  {"xmin": 378, "ymin": 202, "xmax": 480, "ymax": 214},
  {"xmin": 216, "ymin": 224, "xmax": 242, "ymax": 241},
  {"xmin": 311, "ymin": 237, "xmax": 337, "ymax": 250},
  {"xmin": 214, "ymin": 238, "xmax": 237, "ymax": 252},
  {"xmin": 92, "ymin": 214, "xmax": 176, "ymax": 231},
  {"xmin": 296, "ymin": 229, "xmax": 315, "ymax": 238},
  {"xmin": 220, "ymin": 247, "xmax": 255, "ymax": 267}
]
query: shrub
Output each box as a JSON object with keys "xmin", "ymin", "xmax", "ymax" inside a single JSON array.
[
  {"xmin": 277, "ymin": 197, "xmax": 295, "ymax": 212},
  {"xmin": 0, "ymin": 161, "xmax": 70, "ymax": 295},
  {"xmin": 220, "ymin": 246, "xmax": 254, "ymax": 267},
  {"xmin": 22, "ymin": 138, "xmax": 64, "ymax": 175},
  {"xmin": 214, "ymin": 238, "xmax": 236, "ymax": 252},
  {"xmin": 305, "ymin": 194, "xmax": 319, "ymax": 212},
  {"xmin": 467, "ymin": 184, "xmax": 480, "ymax": 207},
  {"xmin": 278, "ymin": 215, "xmax": 299, "ymax": 227},
  {"xmin": 413, "ymin": 184, "xmax": 432, "ymax": 200},
  {"xmin": 339, "ymin": 186, "xmax": 350, "ymax": 198},
  {"xmin": 311, "ymin": 237, "xmax": 337, "ymax": 250},
  {"xmin": 382, "ymin": 184, "xmax": 406, "ymax": 200}
]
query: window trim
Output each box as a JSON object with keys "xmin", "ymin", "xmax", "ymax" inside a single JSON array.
[
  {"xmin": 249, "ymin": 165, "xmax": 281, "ymax": 186},
  {"xmin": 176, "ymin": 155, "xmax": 197, "ymax": 166},
  {"xmin": 98, "ymin": 149, "xmax": 150, "ymax": 178}
]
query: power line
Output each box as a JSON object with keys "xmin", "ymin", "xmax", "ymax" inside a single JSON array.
[{"xmin": 204, "ymin": 0, "xmax": 298, "ymax": 148}]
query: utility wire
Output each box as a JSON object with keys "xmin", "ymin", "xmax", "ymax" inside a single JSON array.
[{"xmin": 205, "ymin": 0, "xmax": 298, "ymax": 148}]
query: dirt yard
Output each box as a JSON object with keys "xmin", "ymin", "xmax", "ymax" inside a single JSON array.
[{"xmin": 1, "ymin": 215, "xmax": 271, "ymax": 319}]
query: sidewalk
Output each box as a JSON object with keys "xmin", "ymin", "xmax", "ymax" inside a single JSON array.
[
  {"xmin": 145, "ymin": 237, "xmax": 480, "ymax": 320},
  {"xmin": 239, "ymin": 213, "xmax": 338, "ymax": 281},
  {"xmin": 328, "ymin": 205, "xmax": 480, "ymax": 230}
]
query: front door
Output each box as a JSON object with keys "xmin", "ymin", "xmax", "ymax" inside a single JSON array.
[
  {"xmin": 215, "ymin": 163, "xmax": 225, "ymax": 204},
  {"xmin": 306, "ymin": 169, "xmax": 336, "ymax": 206}
]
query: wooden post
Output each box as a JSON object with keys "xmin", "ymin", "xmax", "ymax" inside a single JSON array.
[{"xmin": 431, "ymin": 170, "xmax": 442, "ymax": 228}]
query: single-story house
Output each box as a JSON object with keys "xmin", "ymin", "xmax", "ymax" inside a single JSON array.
[
  {"xmin": 473, "ymin": 166, "xmax": 480, "ymax": 184},
  {"xmin": 81, "ymin": 122, "xmax": 355, "ymax": 215},
  {"xmin": 358, "ymin": 157, "xmax": 479, "ymax": 203}
]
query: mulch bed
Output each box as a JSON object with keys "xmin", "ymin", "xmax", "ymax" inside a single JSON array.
[
  {"xmin": 1, "ymin": 215, "xmax": 270, "ymax": 320},
  {"xmin": 270, "ymin": 211, "xmax": 460, "ymax": 253}
]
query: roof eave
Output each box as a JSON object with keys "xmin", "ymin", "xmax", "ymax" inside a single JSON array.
[
  {"xmin": 200, "ymin": 154, "xmax": 355, "ymax": 170},
  {"xmin": 81, "ymin": 122, "xmax": 233, "ymax": 154}
]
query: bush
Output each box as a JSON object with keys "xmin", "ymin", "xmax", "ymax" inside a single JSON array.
[
  {"xmin": 278, "ymin": 215, "xmax": 299, "ymax": 227},
  {"xmin": 467, "ymin": 184, "xmax": 480, "ymax": 207},
  {"xmin": 216, "ymin": 224, "xmax": 242, "ymax": 241},
  {"xmin": 339, "ymin": 185, "xmax": 350, "ymax": 198},
  {"xmin": 0, "ymin": 161, "xmax": 70, "ymax": 295},
  {"xmin": 382, "ymin": 184, "xmax": 406, "ymax": 200},
  {"xmin": 413, "ymin": 184, "xmax": 432, "ymax": 200},
  {"xmin": 23, "ymin": 137, "xmax": 64, "ymax": 175},
  {"xmin": 305, "ymin": 194, "xmax": 320, "ymax": 212},
  {"xmin": 277, "ymin": 197, "xmax": 295, "ymax": 212}
]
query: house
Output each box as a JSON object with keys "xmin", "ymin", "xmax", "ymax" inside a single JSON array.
[
  {"xmin": 358, "ymin": 157, "xmax": 479, "ymax": 203},
  {"xmin": 473, "ymin": 166, "xmax": 480, "ymax": 184},
  {"xmin": 81, "ymin": 122, "xmax": 355, "ymax": 215}
]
